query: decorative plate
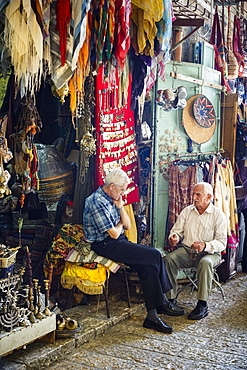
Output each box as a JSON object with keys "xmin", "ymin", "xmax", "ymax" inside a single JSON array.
[{"xmin": 192, "ymin": 96, "xmax": 215, "ymax": 128}]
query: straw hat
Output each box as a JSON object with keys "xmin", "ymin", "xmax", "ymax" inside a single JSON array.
[{"xmin": 182, "ymin": 94, "xmax": 216, "ymax": 144}]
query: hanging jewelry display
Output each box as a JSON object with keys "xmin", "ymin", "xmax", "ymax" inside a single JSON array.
[{"xmin": 95, "ymin": 64, "xmax": 139, "ymax": 205}]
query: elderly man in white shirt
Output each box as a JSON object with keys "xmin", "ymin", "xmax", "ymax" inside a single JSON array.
[{"xmin": 164, "ymin": 182, "xmax": 227, "ymax": 320}]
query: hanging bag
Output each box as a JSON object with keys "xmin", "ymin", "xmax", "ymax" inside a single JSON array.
[
  {"xmin": 233, "ymin": 15, "xmax": 245, "ymax": 77},
  {"xmin": 227, "ymin": 6, "xmax": 239, "ymax": 79},
  {"xmin": 210, "ymin": 9, "xmax": 230, "ymax": 90}
]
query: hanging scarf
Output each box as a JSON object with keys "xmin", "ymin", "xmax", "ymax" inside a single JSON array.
[
  {"xmin": 56, "ymin": 0, "xmax": 71, "ymax": 66},
  {"xmin": 233, "ymin": 15, "xmax": 245, "ymax": 77},
  {"xmin": 71, "ymin": 0, "xmax": 91, "ymax": 71},
  {"xmin": 50, "ymin": 1, "xmax": 73, "ymax": 90},
  {"xmin": 4, "ymin": 0, "xmax": 43, "ymax": 97},
  {"xmin": 114, "ymin": 0, "xmax": 131, "ymax": 70},
  {"xmin": 131, "ymin": 0, "xmax": 164, "ymax": 56}
]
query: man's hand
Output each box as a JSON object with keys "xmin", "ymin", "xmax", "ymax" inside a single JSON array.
[
  {"xmin": 191, "ymin": 241, "xmax": 206, "ymax": 253},
  {"xmin": 113, "ymin": 195, "xmax": 125, "ymax": 210},
  {"xmin": 168, "ymin": 234, "xmax": 179, "ymax": 247}
]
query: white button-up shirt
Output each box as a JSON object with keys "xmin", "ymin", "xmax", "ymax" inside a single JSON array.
[{"xmin": 169, "ymin": 203, "xmax": 227, "ymax": 254}]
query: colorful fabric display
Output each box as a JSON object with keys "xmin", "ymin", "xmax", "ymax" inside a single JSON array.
[
  {"xmin": 65, "ymin": 248, "xmax": 120, "ymax": 273},
  {"xmin": 61, "ymin": 261, "xmax": 108, "ymax": 295}
]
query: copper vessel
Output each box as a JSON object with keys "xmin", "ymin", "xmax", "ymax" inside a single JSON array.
[{"xmin": 36, "ymin": 144, "xmax": 74, "ymax": 203}]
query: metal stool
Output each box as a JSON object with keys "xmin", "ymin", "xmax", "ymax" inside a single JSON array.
[
  {"xmin": 103, "ymin": 265, "xmax": 131, "ymax": 318},
  {"xmin": 176, "ymin": 259, "xmax": 226, "ymax": 299}
]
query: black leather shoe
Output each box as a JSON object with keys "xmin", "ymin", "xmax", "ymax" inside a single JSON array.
[
  {"xmin": 157, "ymin": 301, "xmax": 185, "ymax": 316},
  {"xmin": 188, "ymin": 304, "xmax": 209, "ymax": 320},
  {"xmin": 143, "ymin": 317, "xmax": 173, "ymax": 334}
]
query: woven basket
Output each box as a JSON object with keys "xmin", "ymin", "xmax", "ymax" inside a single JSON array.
[{"xmin": 0, "ymin": 251, "xmax": 17, "ymax": 268}]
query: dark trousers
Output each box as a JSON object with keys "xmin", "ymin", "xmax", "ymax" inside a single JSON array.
[{"xmin": 91, "ymin": 234, "xmax": 172, "ymax": 311}]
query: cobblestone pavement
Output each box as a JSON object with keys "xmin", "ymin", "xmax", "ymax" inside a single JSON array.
[{"xmin": 1, "ymin": 266, "xmax": 247, "ymax": 370}]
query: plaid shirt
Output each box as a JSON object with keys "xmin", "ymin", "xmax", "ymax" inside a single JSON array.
[{"xmin": 83, "ymin": 186, "xmax": 120, "ymax": 242}]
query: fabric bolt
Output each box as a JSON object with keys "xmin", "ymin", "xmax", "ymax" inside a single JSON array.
[
  {"xmin": 214, "ymin": 159, "xmax": 239, "ymax": 249},
  {"xmin": 166, "ymin": 163, "xmax": 197, "ymax": 248}
]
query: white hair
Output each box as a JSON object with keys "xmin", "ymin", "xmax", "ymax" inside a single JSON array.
[
  {"xmin": 105, "ymin": 168, "xmax": 130, "ymax": 187},
  {"xmin": 194, "ymin": 182, "xmax": 213, "ymax": 197}
]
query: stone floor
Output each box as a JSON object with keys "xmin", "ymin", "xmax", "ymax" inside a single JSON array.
[{"xmin": 0, "ymin": 265, "xmax": 247, "ymax": 370}]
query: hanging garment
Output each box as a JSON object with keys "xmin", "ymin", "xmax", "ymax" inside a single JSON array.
[
  {"xmin": 131, "ymin": 0, "xmax": 164, "ymax": 56},
  {"xmin": 114, "ymin": 0, "xmax": 131, "ymax": 70},
  {"xmin": 233, "ymin": 15, "xmax": 245, "ymax": 77},
  {"xmin": 214, "ymin": 159, "xmax": 239, "ymax": 249},
  {"xmin": 209, "ymin": 10, "xmax": 230, "ymax": 91},
  {"xmin": 156, "ymin": 0, "xmax": 173, "ymax": 53},
  {"xmin": 166, "ymin": 163, "xmax": 197, "ymax": 250},
  {"xmin": 239, "ymin": 17, "xmax": 247, "ymax": 77},
  {"xmin": 227, "ymin": 6, "xmax": 239, "ymax": 80}
]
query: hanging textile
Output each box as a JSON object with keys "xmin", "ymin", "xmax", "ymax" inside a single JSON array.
[
  {"xmin": 166, "ymin": 163, "xmax": 198, "ymax": 250},
  {"xmin": 156, "ymin": 0, "xmax": 173, "ymax": 53},
  {"xmin": 4, "ymin": 0, "xmax": 44, "ymax": 96},
  {"xmin": 95, "ymin": 64, "xmax": 139, "ymax": 205},
  {"xmin": 233, "ymin": 15, "xmax": 245, "ymax": 77},
  {"xmin": 50, "ymin": 1, "xmax": 73, "ymax": 90},
  {"xmin": 214, "ymin": 158, "xmax": 239, "ymax": 249},
  {"xmin": 71, "ymin": 0, "xmax": 91, "ymax": 71},
  {"xmin": 131, "ymin": 0, "xmax": 164, "ymax": 56},
  {"xmin": 209, "ymin": 10, "xmax": 230, "ymax": 92},
  {"xmin": 240, "ymin": 17, "xmax": 247, "ymax": 78},
  {"xmin": 233, "ymin": 15, "xmax": 244, "ymax": 77},
  {"xmin": 114, "ymin": 0, "xmax": 131, "ymax": 70},
  {"xmin": 55, "ymin": 0, "xmax": 70, "ymax": 66},
  {"xmin": 227, "ymin": 6, "xmax": 238, "ymax": 80},
  {"xmin": 69, "ymin": 11, "xmax": 92, "ymax": 119},
  {"xmin": 124, "ymin": 204, "xmax": 137, "ymax": 243}
]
